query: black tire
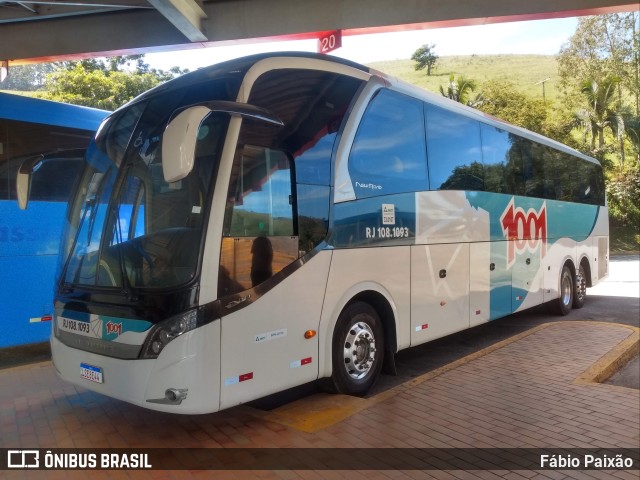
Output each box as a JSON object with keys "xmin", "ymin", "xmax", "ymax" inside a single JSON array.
[
  {"xmin": 573, "ymin": 263, "xmax": 587, "ymax": 309},
  {"xmin": 553, "ymin": 265, "xmax": 574, "ymax": 316},
  {"xmin": 331, "ymin": 302, "xmax": 384, "ymax": 396}
]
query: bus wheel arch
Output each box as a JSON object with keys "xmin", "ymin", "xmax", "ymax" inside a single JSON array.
[{"xmin": 329, "ymin": 291, "xmax": 397, "ymax": 395}]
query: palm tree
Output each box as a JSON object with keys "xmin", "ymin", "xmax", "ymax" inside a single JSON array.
[
  {"xmin": 439, "ymin": 74, "xmax": 482, "ymax": 107},
  {"xmin": 624, "ymin": 115, "xmax": 640, "ymax": 164},
  {"xmin": 578, "ymin": 77, "xmax": 626, "ymax": 169}
]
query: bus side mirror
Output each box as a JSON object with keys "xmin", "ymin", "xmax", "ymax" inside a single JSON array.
[
  {"xmin": 16, "ymin": 155, "xmax": 44, "ymax": 210},
  {"xmin": 16, "ymin": 171, "xmax": 30, "ymax": 210},
  {"xmin": 162, "ymin": 101, "xmax": 283, "ymax": 183},
  {"xmin": 162, "ymin": 106, "xmax": 212, "ymax": 183}
]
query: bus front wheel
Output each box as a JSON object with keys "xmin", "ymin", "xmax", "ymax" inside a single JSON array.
[
  {"xmin": 331, "ymin": 301, "xmax": 384, "ymax": 396},
  {"xmin": 553, "ymin": 265, "xmax": 574, "ymax": 316}
]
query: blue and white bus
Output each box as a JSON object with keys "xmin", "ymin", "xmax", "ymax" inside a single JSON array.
[
  {"xmin": 30, "ymin": 53, "xmax": 607, "ymax": 413},
  {"xmin": 0, "ymin": 92, "xmax": 108, "ymax": 348}
]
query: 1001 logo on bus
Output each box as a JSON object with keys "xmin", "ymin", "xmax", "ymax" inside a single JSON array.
[{"xmin": 500, "ymin": 199, "xmax": 547, "ymax": 268}]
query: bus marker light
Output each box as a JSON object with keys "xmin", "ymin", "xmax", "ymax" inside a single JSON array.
[
  {"xmin": 29, "ymin": 315, "xmax": 52, "ymax": 323},
  {"xmin": 415, "ymin": 324, "xmax": 429, "ymax": 332},
  {"xmin": 304, "ymin": 330, "xmax": 316, "ymax": 339}
]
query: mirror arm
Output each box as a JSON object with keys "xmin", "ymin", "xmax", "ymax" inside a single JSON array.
[
  {"xmin": 170, "ymin": 100, "xmax": 284, "ymax": 127},
  {"xmin": 162, "ymin": 101, "xmax": 283, "ymax": 184}
]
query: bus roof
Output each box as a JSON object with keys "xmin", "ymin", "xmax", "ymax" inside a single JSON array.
[
  {"xmin": 122, "ymin": 52, "xmax": 371, "ymax": 109},
  {"xmin": 122, "ymin": 52, "xmax": 598, "ymax": 166},
  {"xmin": 0, "ymin": 92, "xmax": 109, "ymax": 131}
]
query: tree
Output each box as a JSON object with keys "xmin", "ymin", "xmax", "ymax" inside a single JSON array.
[
  {"xmin": 411, "ymin": 43, "xmax": 438, "ymax": 76},
  {"xmin": 624, "ymin": 114, "xmax": 640, "ymax": 164},
  {"xmin": 576, "ymin": 77, "xmax": 626, "ymax": 167},
  {"xmin": 477, "ymin": 80, "xmax": 549, "ymax": 134},
  {"xmin": 36, "ymin": 55, "xmax": 188, "ymax": 110},
  {"xmin": 606, "ymin": 168, "xmax": 640, "ymax": 230},
  {"xmin": 58, "ymin": 55, "xmax": 187, "ymax": 82},
  {"xmin": 0, "ymin": 63, "xmax": 55, "ymax": 91},
  {"xmin": 439, "ymin": 74, "xmax": 481, "ymax": 106},
  {"xmin": 37, "ymin": 64, "xmax": 162, "ymax": 110},
  {"xmin": 558, "ymin": 13, "xmax": 638, "ymax": 119}
]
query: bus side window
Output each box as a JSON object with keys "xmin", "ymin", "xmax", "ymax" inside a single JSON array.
[
  {"xmin": 480, "ymin": 124, "xmax": 510, "ymax": 194},
  {"xmin": 246, "ymin": 70, "xmax": 363, "ymax": 256},
  {"xmin": 30, "ymin": 158, "xmax": 85, "ymax": 203},
  {"xmin": 219, "ymin": 145, "xmax": 297, "ymax": 297},
  {"xmin": 424, "ymin": 104, "xmax": 483, "ymax": 191},
  {"xmin": 349, "ymin": 89, "xmax": 428, "ymax": 197}
]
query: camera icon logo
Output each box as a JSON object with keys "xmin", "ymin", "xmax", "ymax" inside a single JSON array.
[{"xmin": 7, "ymin": 450, "xmax": 40, "ymax": 468}]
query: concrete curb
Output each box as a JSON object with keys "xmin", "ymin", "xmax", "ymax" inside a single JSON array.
[{"xmin": 573, "ymin": 324, "xmax": 639, "ymax": 385}]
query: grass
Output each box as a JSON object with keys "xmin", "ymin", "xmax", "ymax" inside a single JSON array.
[
  {"xmin": 0, "ymin": 89, "xmax": 36, "ymax": 97},
  {"xmin": 610, "ymin": 224, "xmax": 640, "ymax": 255},
  {"xmin": 368, "ymin": 55, "xmax": 559, "ymax": 102}
]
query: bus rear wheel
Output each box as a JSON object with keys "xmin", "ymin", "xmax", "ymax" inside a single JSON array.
[
  {"xmin": 331, "ymin": 302, "xmax": 384, "ymax": 396},
  {"xmin": 553, "ymin": 265, "xmax": 574, "ymax": 316},
  {"xmin": 573, "ymin": 264, "xmax": 587, "ymax": 309}
]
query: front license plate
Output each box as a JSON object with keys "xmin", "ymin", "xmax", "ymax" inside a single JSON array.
[{"xmin": 80, "ymin": 363, "xmax": 103, "ymax": 384}]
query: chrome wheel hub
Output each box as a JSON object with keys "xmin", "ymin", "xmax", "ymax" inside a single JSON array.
[
  {"xmin": 343, "ymin": 322, "xmax": 376, "ymax": 379},
  {"xmin": 561, "ymin": 273, "xmax": 572, "ymax": 306}
]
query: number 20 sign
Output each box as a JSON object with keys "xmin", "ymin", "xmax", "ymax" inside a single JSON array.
[{"xmin": 318, "ymin": 30, "xmax": 342, "ymax": 54}]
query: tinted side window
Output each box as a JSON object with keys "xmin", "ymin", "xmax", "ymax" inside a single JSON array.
[
  {"xmin": 223, "ymin": 146, "xmax": 294, "ymax": 238},
  {"xmin": 578, "ymin": 161, "xmax": 605, "ymax": 205},
  {"xmin": 247, "ymin": 70, "xmax": 363, "ymax": 255},
  {"xmin": 247, "ymin": 70, "xmax": 363, "ymax": 187},
  {"xmin": 480, "ymin": 124, "xmax": 513, "ymax": 195},
  {"xmin": 542, "ymin": 146, "xmax": 572, "ymax": 202},
  {"xmin": 0, "ymin": 118, "xmax": 94, "ymax": 201},
  {"xmin": 349, "ymin": 89, "xmax": 428, "ymax": 197},
  {"xmin": 30, "ymin": 158, "xmax": 84, "ymax": 202},
  {"xmin": 515, "ymin": 137, "xmax": 546, "ymax": 199},
  {"xmin": 480, "ymin": 124, "xmax": 605, "ymax": 205},
  {"xmin": 219, "ymin": 145, "xmax": 297, "ymax": 297},
  {"xmin": 425, "ymin": 104, "xmax": 483, "ymax": 191}
]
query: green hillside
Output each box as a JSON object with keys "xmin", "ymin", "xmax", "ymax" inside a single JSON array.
[{"xmin": 367, "ymin": 55, "xmax": 559, "ymax": 101}]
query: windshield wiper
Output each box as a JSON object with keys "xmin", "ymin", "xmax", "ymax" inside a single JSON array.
[
  {"xmin": 60, "ymin": 170, "xmax": 107, "ymax": 287},
  {"xmin": 112, "ymin": 198, "xmax": 137, "ymax": 300}
]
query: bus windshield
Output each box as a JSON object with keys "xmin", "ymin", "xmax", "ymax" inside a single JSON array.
[{"xmin": 61, "ymin": 94, "xmax": 229, "ymax": 290}]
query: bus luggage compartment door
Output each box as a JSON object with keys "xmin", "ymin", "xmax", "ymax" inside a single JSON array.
[{"xmin": 410, "ymin": 243, "xmax": 470, "ymax": 346}]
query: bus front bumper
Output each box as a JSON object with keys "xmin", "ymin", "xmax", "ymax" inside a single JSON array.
[{"xmin": 50, "ymin": 322, "xmax": 221, "ymax": 414}]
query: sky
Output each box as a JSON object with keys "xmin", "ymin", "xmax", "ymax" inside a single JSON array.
[{"xmin": 145, "ymin": 16, "xmax": 579, "ymax": 71}]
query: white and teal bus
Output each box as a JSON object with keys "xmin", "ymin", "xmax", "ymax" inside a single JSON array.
[{"xmin": 24, "ymin": 53, "xmax": 608, "ymax": 413}]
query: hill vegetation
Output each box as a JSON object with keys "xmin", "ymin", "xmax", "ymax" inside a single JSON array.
[{"xmin": 368, "ymin": 55, "xmax": 559, "ymax": 101}]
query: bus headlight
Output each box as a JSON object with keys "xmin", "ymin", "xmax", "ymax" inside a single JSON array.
[{"xmin": 140, "ymin": 309, "xmax": 200, "ymax": 359}]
